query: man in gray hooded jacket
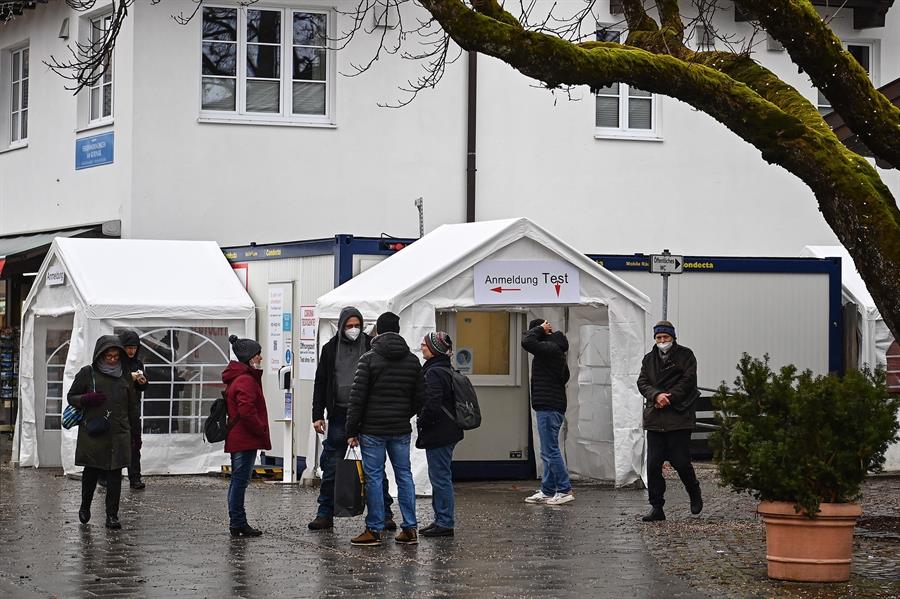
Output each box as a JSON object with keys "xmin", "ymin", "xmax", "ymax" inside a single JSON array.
[{"xmin": 308, "ymin": 306, "xmax": 394, "ymax": 530}]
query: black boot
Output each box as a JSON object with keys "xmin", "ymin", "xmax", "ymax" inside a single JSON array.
[
  {"xmin": 78, "ymin": 506, "xmax": 91, "ymax": 524},
  {"xmin": 307, "ymin": 516, "xmax": 333, "ymax": 530},
  {"xmin": 105, "ymin": 516, "xmax": 121, "ymax": 529},
  {"xmin": 688, "ymin": 485, "xmax": 703, "ymax": 515},
  {"xmin": 230, "ymin": 524, "xmax": 262, "ymax": 537},
  {"xmin": 642, "ymin": 507, "xmax": 666, "ymax": 522}
]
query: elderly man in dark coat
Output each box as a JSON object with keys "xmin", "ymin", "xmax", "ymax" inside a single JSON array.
[
  {"xmin": 67, "ymin": 335, "xmax": 140, "ymax": 529},
  {"xmin": 637, "ymin": 320, "xmax": 703, "ymax": 522}
]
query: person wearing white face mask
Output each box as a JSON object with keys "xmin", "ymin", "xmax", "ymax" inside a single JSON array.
[
  {"xmin": 308, "ymin": 307, "xmax": 396, "ymax": 531},
  {"xmin": 637, "ymin": 321, "xmax": 703, "ymax": 522}
]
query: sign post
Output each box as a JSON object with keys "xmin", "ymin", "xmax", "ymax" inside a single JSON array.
[{"xmin": 649, "ymin": 250, "xmax": 684, "ymax": 320}]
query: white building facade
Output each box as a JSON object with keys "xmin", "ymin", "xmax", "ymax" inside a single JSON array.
[{"xmin": 1, "ymin": 0, "xmax": 897, "ymax": 251}]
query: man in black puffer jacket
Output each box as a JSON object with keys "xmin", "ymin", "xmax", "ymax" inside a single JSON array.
[
  {"xmin": 637, "ymin": 320, "xmax": 702, "ymax": 522},
  {"xmin": 346, "ymin": 312, "xmax": 425, "ymax": 547},
  {"xmin": 521, "ymin": 319, "xmax": 574, "ymax": 506}
]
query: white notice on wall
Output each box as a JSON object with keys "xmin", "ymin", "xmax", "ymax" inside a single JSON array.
[
  {"xmin": 267, "ymin": 283, "xmax": 293, "ymax": 375},
  {"xmin": 300, "ymin": 306, "xmax": 316, "ymax": 340},
  {"xmin": 297, "ymin": 340, "xmax": 317, "ymax": 380},
  {"xmin": 473, "ymin": 260, "xmax": 580, "ymax": 305}
]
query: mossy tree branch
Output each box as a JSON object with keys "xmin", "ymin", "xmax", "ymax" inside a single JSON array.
[
  {"xmin": 418, "ymin": 0, "xmax": 900, "ymax": 340},
  {"xmin": 735, "ymin": 0, "xmax": 900, "ymax": 170}
]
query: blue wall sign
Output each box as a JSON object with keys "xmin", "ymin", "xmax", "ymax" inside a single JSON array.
[{"xmin": 75, "ymin": 132, "xmax": 114, "ymax": 170}]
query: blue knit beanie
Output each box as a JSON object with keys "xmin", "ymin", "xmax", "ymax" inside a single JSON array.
[{"xmin": 653, "ymin": 321, "xmax": 676, "ymax": 338}]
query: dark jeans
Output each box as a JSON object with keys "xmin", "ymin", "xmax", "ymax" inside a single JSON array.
[
  {"xmin": 426, "ymin": 443, "xmax": 457, "ymax": 529},
  {"xmin": 316, "ymin": 414, "xmax": 393, "ymax": 520},
  {"xmin": 228, "ymin": 450, "xmax": 257, "ymax": 529},
  {"xmin": 646, "ymin": 429, "xmax": 699, "ymax": 508},
  {"xmin": 128, "ymin": 444, "xmax": 141, "ymax": 483},
  {"xmin": 82, "ymin": 466, "xmax": 122, "ymax": 518}
]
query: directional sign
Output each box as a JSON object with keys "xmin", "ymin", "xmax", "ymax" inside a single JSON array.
[
  {"xmin": 650, "ymin": 254, "xmax": 684, "ymax": 274},
  {"xmin": 474, "ymin": 260, "xmax": 580, "ymax": 304}
]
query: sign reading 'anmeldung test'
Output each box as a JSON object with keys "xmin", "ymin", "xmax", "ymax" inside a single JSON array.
[{"xmin": 474, "ymin": 260, "xmax": 580, "ymax": 305}]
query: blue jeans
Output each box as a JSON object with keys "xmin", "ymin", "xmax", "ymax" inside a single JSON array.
[
  {"xmin": 317, "ymin": 414, "xmax": 394, "ymax": 520},
  {"xmin": 426, "ymin": 443, "xmax": 457, "ymax": 528},
  {"xmin": 228, "ymin": 450, "xmax": 257, "ymax": 529},
  {"xmin": 359, "ymin": 434, "xmax": 417, "ymax": 532},
  {"xmin": 536, "ymin": 410, "xmax": 572, "ymax": 496}
]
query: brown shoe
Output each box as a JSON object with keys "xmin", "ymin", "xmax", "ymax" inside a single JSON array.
[
  {"xmin": 350, "ymin": 529, "xmax": 382, "ymax": 546},
  {"xmin": 395, "ymin": 528, "xmax": 418, "ymax": 545}
]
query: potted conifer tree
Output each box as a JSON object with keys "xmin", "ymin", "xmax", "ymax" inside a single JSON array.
[{"xmin": 710, "ymin": 355, "xmax": 900, "ymax": 582}]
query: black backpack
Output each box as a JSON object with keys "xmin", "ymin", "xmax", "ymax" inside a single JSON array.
[
  {"xmin": 441, "ymin": 368, "xmax": 482, "ymax": 430},
  {"xmin": 203, "ymin": 391, "xmax": 230, "ymax": 443}
]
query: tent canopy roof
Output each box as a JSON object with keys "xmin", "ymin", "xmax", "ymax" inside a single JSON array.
[
  {"xmin": 39, "ymin": 238, "xmax": 255, "ymax": 319},
  {"xmin": 317, "ymin": 217, "xmax": 650, "ymax": 319}
]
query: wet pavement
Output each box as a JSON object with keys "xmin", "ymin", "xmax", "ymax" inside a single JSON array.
[{"xmin": 1, "ymin": 441, "xmax": 897, "ymax": 598}]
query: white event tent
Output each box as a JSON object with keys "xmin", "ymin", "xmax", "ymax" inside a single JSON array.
[
  {"xmin": 315, "ymin": 218, "xmax": 651, "ymax": 491},
  {"xmin": 801, "ymin": 245, "xmax": 899, "ymax": 471},
  {"xmin": 13, "ymin": 238, "xmax": 256, "ymax": 475}
]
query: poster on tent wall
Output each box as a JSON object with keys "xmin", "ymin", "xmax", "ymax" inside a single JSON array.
[
  {"xmin": 298, "ymin": 306, "xmax": 316, "ymax": 380},
  {"xmin": 267, "ymin": 282, "xmax": 293, "ymax": 375}
]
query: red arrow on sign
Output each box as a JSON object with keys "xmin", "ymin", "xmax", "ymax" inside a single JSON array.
[
  {"xmin": 490, "ymin": 286, "xmax": 521, "ymax": 293},
  {"xmin": 554, "ymin": 283, "xmax": 561, "ymax": 296}
]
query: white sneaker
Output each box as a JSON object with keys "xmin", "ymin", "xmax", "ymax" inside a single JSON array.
[
  {"xmin": 546, "ymin": 492, "xmax": 575, "ymax": 506},
  {"xmin": 524, "ymin": 490, "xmax": 553, "ymax": 504}
]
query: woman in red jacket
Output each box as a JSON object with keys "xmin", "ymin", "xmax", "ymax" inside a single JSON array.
[{"xmin": 223, "ymin": 335, "xmax": 271, "ymax": 537}]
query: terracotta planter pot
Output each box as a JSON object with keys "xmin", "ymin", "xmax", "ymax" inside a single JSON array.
[{"xmin": 758, "ymin": 500, "xmax": 861, "ymax": 582}]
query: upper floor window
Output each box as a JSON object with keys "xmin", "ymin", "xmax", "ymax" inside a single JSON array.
[
  {"xmin": 201, "ymin": 6, "xmax": 332, "ymax": 124},
  {"xmin": 817, "ymin": 42, "xmax": 876, "ymax": 116},
  {"xmin": 88, "ymin": 14, "xmax": 114, "ymax": 123},
  {"xmin": 594, "ymin": 25, "xmax": 661, "ymax": 140},
  {"xmin": 9, "ymin": 46, "xmax": 28, "ymax": 144}
]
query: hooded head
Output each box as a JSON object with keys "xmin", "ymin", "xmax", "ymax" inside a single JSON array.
[
  {"xmin": 375, "ymin": 311, "xmax": 400, "ymax": 335},
  {"xmin": 529, "ymin": 318, "xmax": 545, "ymax": 331},
  {"xmin": 337, "ymin": 306, "xmax": 365, "ymax": 343},
  {"xmin": 93, "ymin": 335, "xmax": 125, "ymax": 364},
  {"xmin": 118, "ymin": 329, "xmax": 141, "ymax": 359},
  {"xmin": 229, "ymin": 334, "xmax": 262, "ymax": 364}
]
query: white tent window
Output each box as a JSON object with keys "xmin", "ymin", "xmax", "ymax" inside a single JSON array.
[
  {"xmin": 128, "ymin": 327, "xmax": 229, "ymax": 435},
  {"xmin": 445, "ymin": 311, "xmax": 521, "ymax": 386},
  {"xmin": 44, "ymin": 332, "xmax": 70, "ymax": 430}
]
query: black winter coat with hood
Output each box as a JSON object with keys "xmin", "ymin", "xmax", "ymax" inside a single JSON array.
[
  {"xmin": 416, "ymin": 354, "xmax": 464, "ymax": 449},
  {"xmin": 637, "ymin": 342, "xmax": 699, "ymax": 432},
  {"xmin": 346, "ymin": 332, "xmax": 425, "ymax": 438},
  {"xmin": 67, "ymin": 336, "xmax": 140, "ymax": 470},
  {"xmin": 118, "ymin": 330, "xmax": 148, "ymax": 396},
  {"xmin": 521, "ymin": 326, "xmax": 570, "ymax": 413},
  {"xmin": 312, "ymin": 307, "xmax": 371, "ymax": 422}
]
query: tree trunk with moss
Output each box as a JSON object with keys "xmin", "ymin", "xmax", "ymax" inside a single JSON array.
[{"xmin": 419, "ymin": 0, "xmax": 900, "ymax": 343}]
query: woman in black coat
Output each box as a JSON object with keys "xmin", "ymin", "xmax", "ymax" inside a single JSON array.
[
  {"xmin": 67, "ymin": 335, "xmax": 140, "ymax": 529},
  {"xmin": 416, "ymin": 332, "xmax": 463, "ymax": 537}
]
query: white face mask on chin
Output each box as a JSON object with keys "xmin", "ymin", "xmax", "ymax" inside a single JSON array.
[
  {"xmin": 345, "ymin": 327, "xmax": 361, "ymax": 341},
  {"xmin": 656, "ymin": 341, "xmax": 673, "ymax": 352}
]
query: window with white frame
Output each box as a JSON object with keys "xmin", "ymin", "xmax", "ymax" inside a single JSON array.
[
  {"xmin": 817, "ymin": 42, "xmax": 875, "ymax": 116},
  {"xmin": 44, "ymin": 331, "xmax": 71, "ymax": 431},
  {"xmin": 128, "ymin": 327, "xmax": 230, "ymax": 435},
  {"xmin": 594, "ymin": 25, "xmax": 659, "ymax": 138},
  {"xmin": 201, "ymin": 6, "xmax": 331, "ymax": 121},
  {"xmin": 9, "ymin": 46, "xmax": 29, "ymax": 144},
  {"xmin": 88, "ymin": 14, "xmax": 114, "ymax": 122}
]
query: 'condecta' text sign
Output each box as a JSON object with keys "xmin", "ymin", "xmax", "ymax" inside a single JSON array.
[{"xmin": 474, "ymin": 260, "xmax": 580, "ymax": 304}]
